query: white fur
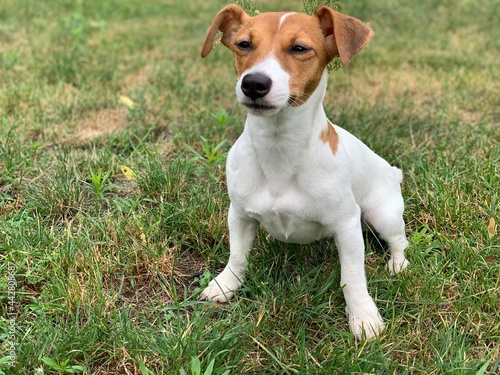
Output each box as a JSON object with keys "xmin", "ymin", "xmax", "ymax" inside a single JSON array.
[{"xmin": 200, "ymin": 55, "xmax": 409, "ymax": 340}]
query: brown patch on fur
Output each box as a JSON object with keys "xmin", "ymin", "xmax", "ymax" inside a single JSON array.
[
  {"xmin": 314, "ymin": 6, "xmax": 373, "ymax": 66},
  {"xmin": 320, "ymin": 121, "xmax": 339, "ymax": 155}
]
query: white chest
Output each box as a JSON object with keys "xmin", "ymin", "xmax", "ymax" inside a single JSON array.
[
  {"xmin": 226, "ymin": 109, "xmax": 353, "ymax": 244},
  {"xmin": 232, "ymin": 174, "xmax": 333, "ymax": 244}
]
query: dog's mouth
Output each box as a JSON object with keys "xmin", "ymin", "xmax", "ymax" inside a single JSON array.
[
  {"xmin": 244, "ymin": 103, "xmax": 277, "ymax": 111},
  {"xmin": 241, "ymin": 96, "xmax": 302, "ymax": 114},
  {"xmin": 241, "ymin": 101, "xmax": 279, "ymax": 114}
]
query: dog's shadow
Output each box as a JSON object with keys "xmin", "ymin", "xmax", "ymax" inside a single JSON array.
[{"xmin": 238, "ymin": 226, "xmax": 390, "ymax": 301}]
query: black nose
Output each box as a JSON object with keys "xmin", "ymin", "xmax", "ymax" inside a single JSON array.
[{"xmin": 241, "ymin": 73, "xmax": 272, "ymax": 100}]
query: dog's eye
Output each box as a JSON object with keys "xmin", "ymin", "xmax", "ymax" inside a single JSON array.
[
  {"xmin": 236, "ymin": 41, "xmax": 252, "ymax": 50},
  {"xmin": 290, "ymin": 44, "xmax": 309, "ymax": 53}
]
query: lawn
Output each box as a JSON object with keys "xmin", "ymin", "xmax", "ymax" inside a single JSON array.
[{"xmin": 0, "ymin": 0, "xmax": 499, "ymax": 374}]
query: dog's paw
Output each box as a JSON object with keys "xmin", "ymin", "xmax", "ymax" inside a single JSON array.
[
  {"xmin": 198, "ymin": 271, "xmax": 242, "ymax": 303},
  {"xmin": 345, "ymin": 304, "xmax": 385, "ymax": 341},
  {"xmin": 386, "ymin": 257, "xmax": 409, "ymax": 275}
]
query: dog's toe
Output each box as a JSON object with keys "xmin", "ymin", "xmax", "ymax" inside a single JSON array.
[
  {"xmin": 199, "ymin": 283, "xmax": 235, "ymax": 302},
  {"xmin": 346, "ymin": 305, "xmax": 385, "ymax": 341},
  {"xmin": 386, "ymin": 257, "xmax": 410, "ymax": 275},
  {"xmin": 199, "ymin": 272, "xmax": 242, "ymax": 302}
]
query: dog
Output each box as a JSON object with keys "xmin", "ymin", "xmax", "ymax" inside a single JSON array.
[{"xmin": 199, "ymin": 4, "xmax": 409, "ymax": 340}]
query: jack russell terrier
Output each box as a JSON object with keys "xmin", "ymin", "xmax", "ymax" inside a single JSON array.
[{"xmin": 199, "ymin": 4, "xmax": 409, "ymax": 340}]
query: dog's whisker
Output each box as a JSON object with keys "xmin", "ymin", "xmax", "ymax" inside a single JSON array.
[{"xmin": 287, "ymin": 89, "xmax": 323, "ymax": 107}]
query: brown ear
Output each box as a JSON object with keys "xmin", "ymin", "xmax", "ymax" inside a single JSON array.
[
  {"xmin": 314, "ymin": 6, "xmax": 373, "ymax": 66},
  {"xmin": 201, "ymin": 5, "xmax": 248, "ymax": 58}
]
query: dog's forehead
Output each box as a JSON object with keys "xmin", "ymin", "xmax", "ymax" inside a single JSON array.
[{"xmin": 245, "ymin": 11, "xmax": 316, "ymax": 37}]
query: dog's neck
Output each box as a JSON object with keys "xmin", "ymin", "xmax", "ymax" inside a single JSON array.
[{"xmin": 242, "ymin": 71, "xmax": 329, "ymax": 183}]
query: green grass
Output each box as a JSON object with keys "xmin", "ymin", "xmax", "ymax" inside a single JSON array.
[{"xmin": 1, "ymin": 0, "xmax": 499, "ymax": 373}]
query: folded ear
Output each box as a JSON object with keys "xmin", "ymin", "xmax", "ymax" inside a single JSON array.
[
  {"xmin": 314, "ymin": 6, "xmax": 373, "ymax": 66},
  {"xmin": 201, "ymin": 5, "xmax": 248, "ymax": 58}
]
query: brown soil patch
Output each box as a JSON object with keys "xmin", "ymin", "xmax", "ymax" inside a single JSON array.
[
  {"xmin": 89, "ymin": 251, "xmax": 207, "ymax": 374},
  {"xmin": 97, "ymin": 248, "xmax": 207, "ymax": 317}
]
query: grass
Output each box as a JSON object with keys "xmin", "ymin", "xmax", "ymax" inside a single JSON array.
[{"xmin": 0, "ymin": 0, "xmax": 499, "ymax": 373}]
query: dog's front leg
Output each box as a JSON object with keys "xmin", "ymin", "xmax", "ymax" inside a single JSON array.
[
  {"xmin": 200, "ymin": 204, "xmax": 258, "ymax": 303},
  {"xmin": 335, "ymin": 209, "xmax": 385, "ymax": 340}
]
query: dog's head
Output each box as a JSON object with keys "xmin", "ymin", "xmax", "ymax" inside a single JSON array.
[{"xmin": 201, "ymin": 5, "xmax": 373, "ymax": 116}]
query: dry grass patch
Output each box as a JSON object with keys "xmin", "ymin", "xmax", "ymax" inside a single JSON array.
[
  {"xmin": 76, "ymin": 107, "xmax": 129, "ymax": 141},
  {"xmin": 329, "ymin": 66, "xmax": 442, "ymax": 111},
  {"xmin": 65, "ymin": 240, "xmax": 206, "ymax": 317},
  {"xmin": 42, "ymin": 106, "xmax": 129, "ymax": 144},
  {"xmin": 328, "ymin": 60, "xmax": 498, "ymax": 127},
  {"xmin": 123, "ymin": 65, "xmax": 152, "ymax": 89}
]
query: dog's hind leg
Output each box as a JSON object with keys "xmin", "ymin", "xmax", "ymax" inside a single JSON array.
[{"xmin": 362, "ymin": 170, "xmax": 409, "ymax": 274}]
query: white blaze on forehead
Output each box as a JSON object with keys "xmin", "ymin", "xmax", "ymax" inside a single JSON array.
[
  {"xmin": 278, "ymin": 12, "xmax": 296, "ymax": 30},
  {"xmin": 244, "ymin": 56, "xmax": 284, "ymax": 76}
]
